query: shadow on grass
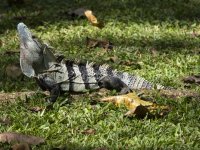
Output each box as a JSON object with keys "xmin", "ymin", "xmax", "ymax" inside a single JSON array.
[{"xmin": 0, "ymin": 0, "xmax": 200, "ymax": 33}]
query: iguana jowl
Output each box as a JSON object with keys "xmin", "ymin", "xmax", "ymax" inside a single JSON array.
[{"xmin": 17, "ymin": 22, "xmax": 168, "ymax": 102}]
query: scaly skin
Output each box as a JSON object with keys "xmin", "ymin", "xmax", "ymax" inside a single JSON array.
[{"xmin": 17, "ymin": 22, "xmax": 169, "ymax": 102}]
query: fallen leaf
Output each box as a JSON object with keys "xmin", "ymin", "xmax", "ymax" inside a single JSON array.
[
  {"xmin": 28, "ymin": 106, "xmax": 43, "ymax": 113},
  {"xmin": 0, "ymin": 132, "xmax": 45, "ymax": 145},
  {"xmin": 189, "ymin": 30, "xmax": 200, "ymax": 38},
  {"xmin": 5, "ymin": 63, "xmax": 23, "ymax": 79},
  {"xmin": 86, "ymin": 37, "xmax": 113, "ymax": 50},
  {"xmin": 100, "ymin": 92, "xmax": 152, "ymax": 109},
  {"xmin": 137, "ymin": 89, "xmax": 200, "ymax": 100},
  {"xmin": 82, "ymin": 129, "xmax": 96, "ymax": 135},
  {"xmin": 84, "ymin": 10, "xmax": 104, "ymax": 28},
  {"xmin": 111, "ymin": 56, "xmax": 119, "ymax": 63},
  {"xmin": 68, "ymin": 8, "xmax": 104, "ymax": 27},
  {"xmin": 183, "ymin": 74, "xmax": 200, "ymax": 85},
  {"xmin": 160, "ymin": 89, "xmax": 200, "ymax": 99},
  {"xmin": 150, "ymin": 48, "xmax": 158, "ymax": 57},
  {"xmin": 120, "ymin": 61, "xmax": 142, "ymax": 69},
  {"xmin": 84, "ymin": 10, "xmax": 97, "ymax": 23},
  {"xmin": 125, "ymin": 105, "xmax": 150, "ymax": 118},
  {"xmin": 100, "ymin": 92, "xmax": 170, "ymax": 118},
  {"xmin": 0, "ymin": 117, "xmax": 11, "ymax": 125},
  {"xmin": 121, "ymin": 60, "xmax": 135, "ymax": 66},
  {"xmin": 12, "ymin": 143, "xmax": 31, "ymax": 150},
  {"xmin": 0, "ymin": 91, "xmax": 49, "ymax": 103}
]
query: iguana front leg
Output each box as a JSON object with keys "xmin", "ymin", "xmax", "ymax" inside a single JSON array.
[
  {"xmin": 35, "ymin": 77, "xmax": 60, "ymax": 103},
  {"xmin": 98, "ymin": 76, "xmax": 132, "ymax": 94},
  {"xmin": 48, "ymin": 84, "xmax": 60, "ymax": 103}
]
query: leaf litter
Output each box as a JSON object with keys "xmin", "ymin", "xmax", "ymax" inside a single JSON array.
[
  {"xmin": 99, "ymin": 92, "xmax": 171, "ymax": 118},
  {"xmin": 183, "ymin": 74, "xmax": 200, "ymax": 85},
  {"xmin": 86, "ymin": 37, "xmax": 113, "ymax": 50},
  {"xmin": 68, "ymin": 8, "xmax": 104, "ymax": 28},
  {"xmin": 11, "ymin": 143, "xmax": 31, "ymax": 150},
  {"xmin": 0, "ymin": 132, "xmax": 45, "ymax": 145}
]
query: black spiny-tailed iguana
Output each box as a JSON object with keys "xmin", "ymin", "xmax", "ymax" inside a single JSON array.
[{"xmin": 17, "ymin": 22, "xmax": 169, "ymax": 102}]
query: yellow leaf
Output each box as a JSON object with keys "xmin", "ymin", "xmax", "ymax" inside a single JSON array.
[
  {"xmin": 84, "ymin": 10, "xmax": 104, "ymax": 28},
  {"xmin": 100, "ymin": 92, "xmax": 170, "ymax": 118},
  {"xmin": 100, "ymin": 92, "xmax": 152, "ymax": 109}
]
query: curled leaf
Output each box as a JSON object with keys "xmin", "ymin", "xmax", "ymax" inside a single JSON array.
[
  {"xmin": 100, "ymin": 92, "xmax": 170, "ymax": 118},
  {"xmin": 0, "ymin": 117, "xmax": 11, "ymax": 125},
  {"xmin": 12, "ymin": 143, "xmax": 31, "ymax": 150},
  {"xmin": 183, "ymin": 75, "xmax": 200, "ymax": 85},
  {"xmin": 28, "ymin": 106, "xmax": 43, "ymax": 113},
  {"xmin": 100, "ymin": 92, "xmax": 152, "ymax": 109},
  {"xmin": 86, "ymin": 37, "xmax": 113, "ymax": 50},
  {"xmin": 0, "ymin": 132, "xmax": 45, "ymax": 145},
  {"xmin": 84, "ymin": 10, "xmax": 104, "ymax": 28},
  {"xmin": 0, "ymin": 91, "xmax": 48, "ymax": 103},
  {"xmin": 125, "ymin": 105, "xmax": 150, "ymax": 118},
  {"xmin": 150, "ymin": 48, "xmax": 158, "ymax": 57},
  {"xmin": 82, "ymin": 129, "xmax": 96, "ymax": 135},
  {"xmin": 5, "ymin": 63, "xmax": 23, "ymax": 79},
  {"xmin": 160, "ymin": 89, "xmax": 200, "ymax": 99}
]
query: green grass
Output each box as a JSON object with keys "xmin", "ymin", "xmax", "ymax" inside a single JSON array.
[{"xmin": 0, "ymin": 0, "xmax": 200, "ymax": 149}]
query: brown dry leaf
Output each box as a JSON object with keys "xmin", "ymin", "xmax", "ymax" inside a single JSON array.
[
  {"xmin": 84, "ymin": 10, "xmax": 104, "ymax": 28},
  {"xmin": 0, "ymin": 132, "xmax": 45, "ymax": 145},
  {"xmin": 100, "ymin": 92, "xmax": 170, "ymax": 118},
  {"xmin": 28, "ymin": 106, "xmax": 43, "ymax": 113},
  {"xmin": 189, "ymin": 30, "xmax": 200, "ymax": 38},
  {"xmin": 0, "ymin": 91, "xmax": 49, "ymax": 103},
  {"xmin": 5, "ymin": 63, "xmax": 22, "ymax": 79},
  {"xmin": 97, "ymin": 88, "xmax": 110, "ymax": 96},
  {"xmin": 0, "ymin": 117, "xmax": 11, "ymax": 126},
  {"xmin": 120, "ymin": 61, "xmax": 142, "ymax": 69},
  {"xmin": 150, "ymin": 48, "xmax": 158, "ymax": 57},
  {"xmin": 121, "ymin": 60, "xmax": 135, "ymax": 66},
  {"xmin": 12, "ymin": 143, "xmax": 31, "ymax": 150},
  {"xmin": 183, "ymin": 74, "xmax": 200, "ymax": 85},
  {"xmin": 109, "ymin": 56, "xmax": 118, "ymax": 63},
  {"xmin": 82, "ymin": 129, "xmax": 96, "ymax": 135},
  {"xmin": 125, "ymin": 105, "xmax": 150, "ymax": 118},
  {"xmin": 100, "ymin": 92, "xmax": 152, "ymax": 109},
  {"xmin": 137, "ymin": 89, "xmax": 200, "ymax": 100},
  {"xmin": 160, "ymin": 89, "xmax": 200, "ymax": 99},
  {"xmin": 86, "ymin": 37, "xmax": 113, "ymax": 50}
]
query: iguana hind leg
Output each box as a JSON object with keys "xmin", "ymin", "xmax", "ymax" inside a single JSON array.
[{"xmin": 98, "ymin": 76, "xmax": 132, "ymax": 94}]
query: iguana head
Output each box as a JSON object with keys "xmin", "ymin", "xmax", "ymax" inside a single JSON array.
[{"xmin": 17, "ymin": 22, "xmax": 57, "ymax": 77}]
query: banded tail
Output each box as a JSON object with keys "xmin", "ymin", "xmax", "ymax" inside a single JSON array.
[{"xmin": 95, "ymin": 64, "xmax": 168, "ymax": 90}]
